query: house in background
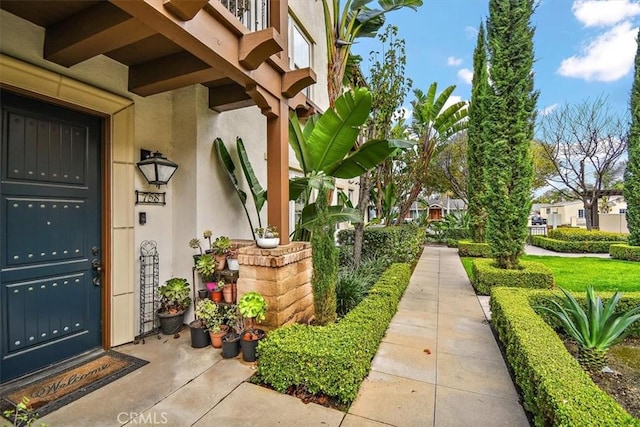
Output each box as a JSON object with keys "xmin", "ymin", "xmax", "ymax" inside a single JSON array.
[
  {"xmin": 0, "ymin": 0, "xmax": 330, "ymax": 383},
  {"xmin": 532, "ymin": 195, "xmax": 628, "ymax": 233}
]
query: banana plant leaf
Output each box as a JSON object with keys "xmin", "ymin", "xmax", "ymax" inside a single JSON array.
[
  {"xmin": 214, "ymin": 138, "xmax": 255, "ymax": 237},
  {"xmin": 289, "ymin": 114, "xmax": 313, "ymax": 174},
  {"xmin": 289, "ymin": 175, "xmax": 334, "ymax": 201},
  {"xmin": 299, "ymin": 203, "xmax": 363, "ymax": 230},
  {"xmin": 324, "ymin": 138, "xmax": 414, "ymax": 178},
  {"xmin": 236, "ymin": 137, "xmax": 267, "ymax": 216},
  {"xmin": 307, "ymin": 88, "xmax": 372, "ymax": 170}
]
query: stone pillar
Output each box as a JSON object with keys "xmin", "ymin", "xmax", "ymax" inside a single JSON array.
[{"xmin": 237, "ymin": 242, "xmax": 313, "ymax": 331}]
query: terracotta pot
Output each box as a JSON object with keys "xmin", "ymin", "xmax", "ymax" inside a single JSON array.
[
  {"xmin": 209, "ymin": 325, "xmax": 229, "ymax": 348},
  {"xmin": 215, "ymin": 254, "xmax": 226, "ymax": 270},
  {"xmin": 223, "ymin": 286, "xmax": 234, "ymax": 303},
  {"xmin": 210, "ymin": 289, "xmax": 223, "ymax": 303}
]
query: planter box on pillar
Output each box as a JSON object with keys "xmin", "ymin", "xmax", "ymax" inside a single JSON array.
[{"xmin": 237, "ymin": 242, "xmax": 313, "ymax": 331}]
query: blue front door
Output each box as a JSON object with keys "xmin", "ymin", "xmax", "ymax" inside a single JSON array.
[{"xmin": 0, "ymin": 91, "xmax": 102, "ymax": 383}]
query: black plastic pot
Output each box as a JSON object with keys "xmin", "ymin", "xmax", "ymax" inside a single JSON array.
[
  {"xmin": 221, "ymin": 333, "xmax": 240, "ymax": 358},
  {"xmin": 240, "ymin": 329, "xmax": 265, "ymax": 362},
  {"xmin": 197, "ymin": 289, "xmax": 209, "ymax": 300},
  {"xmin": 189, "ymin": 321, "xmax": 211, "ymax": 348},
  {"xmin": 158, "ymin": 311, "xmax": 185, "ymax": 335}
]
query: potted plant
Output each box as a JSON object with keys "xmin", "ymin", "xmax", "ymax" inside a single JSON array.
[
  {"xmin": 238, "ymin": 291, "xmax": 267, "ymax": 362},
  {"xmin": 188, "ymin": 317, "xmax": 211, "ymax": 348},
  {"xmin": 255, "ymin": 225, "xmax": 279, "ymax": 249},
  {"xmin": 213, "ymin": 235, "xmax": 231, "ymax": 270},
  {"xmin": 157, "ymin": 277, "xmax": 192, "ymax": 335},
  {"xmin": 195, "ymin": 253, "xmax": 216, "ymax": 283},
  {"xmin": 207, "ymin": 281, "xmax": 223, "ymax": 302},
  {"xmin": 189, "ymin": 238, "xmax": 203, "ymax": 265},
  {"xmin": 227, "ymin": 246, "xmax": 239, "ymax": 271},
  {"xmin": 221, "ymin": 304, "xmax": 241, "ymax": 358},
  {"xmin": 195, "ymin": 299, "xmax": 229, "ymax": 348}
]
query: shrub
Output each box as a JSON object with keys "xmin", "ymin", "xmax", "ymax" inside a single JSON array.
[
  {"xmin": 532, "ymin": 236, "xmax": 619, "ymax": 253},
  {"xmin": 257, "ymin": 264, "xmax": 411, "ymax": 404},
  {"xmin": 337, "ymin": 225, "xmax": 425, "ymax": 265},
  {"xmin": 457, "ymin": 240, "xmax": 491, "ymax": 257},
  {"xmin": 446, "ymin": 239, "xmax": 459, "ymax": 248},
  {"xmin": 491, "ymin": 288, "xmax": 640, "ymax": 426},
  {"xmin": 471, "ymin": 258, "xmax": 554, "ymax": 295},
  {"xmin": 610, "ymin": 244, "xmax": 640, "ymax": 262},
  {"xmin": 336, "ymin": 257, "xmax": 388, "ymax": 316},
  {"xmin": 548, "ymin": 228, "xmax": 628, "ymax": 242}
]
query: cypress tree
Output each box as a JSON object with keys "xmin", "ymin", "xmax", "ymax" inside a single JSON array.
[
  {"xmin": 311, "ymin": 188, "xmax": 338, "ymax": 325},
  {"xmin": 485, "ymin": 0, "xmax": 538, "ymax": 269},
  {"xmin": 467, "ymin": 22, "xmax": 489, "ymax": 243},
  {"xmin": 625, "ymin": 28, "xmax": 640, "ymax": 246}
]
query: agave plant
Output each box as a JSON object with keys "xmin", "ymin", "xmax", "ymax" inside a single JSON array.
[{"xmin": 538, "ymin": 286, "xmax": 640, "ymax": 371}]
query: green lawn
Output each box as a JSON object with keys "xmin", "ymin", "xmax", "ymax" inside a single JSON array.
[{"xmin": 460, "ymin": 256, "xmax": 640, "ymax": 292}]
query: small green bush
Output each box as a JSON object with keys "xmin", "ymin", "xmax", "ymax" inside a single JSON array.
[
  {"xmin": 548, "ymin": 228, "xmax": 628, "ymax": 242},
  {"xmin": 446, "ymin": 239, "xmax": 459, "ymax": 248},
  {"xmin": 457, "ymin": 240, "xmax": 491, "ymax": 257},
  {"xmin": 337, "ymin": 225, "xmax": 425, "ymax": 265},
  {"xmin": 336, "ymin": 257, "xmax": 388, "ymax": 316},
  {"xmin": 610, "ymin": 244, "xmax": 640, "ymax": 262},
  {"xmin": 471, "ymin": 258, "xmax": 554, "ymax": 295},
  {"xmin": 532, "ymin": 236, "xmax": 619, "ymax": 253},
  {"xmin": 257, "ymin": 264, "xmax": 411, "ymax": 404},
  {"xmin": 491, "ymin": 288, "xmax": 640, "ymax": 426}
]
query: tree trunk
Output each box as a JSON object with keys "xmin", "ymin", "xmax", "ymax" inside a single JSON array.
[
  {"xmin": 583, "ymin": 199, "xmax": 593, "ymax": 230},
  {"xmin": 353, "ymin": 172, "xmax": 372, "ymax": 268},
  {"xmin": 396, "ymin": 184, "xmax": 421, "ymax": 225}
]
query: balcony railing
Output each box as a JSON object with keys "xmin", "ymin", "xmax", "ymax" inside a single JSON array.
[{"xmin": 219, "ymin": 0, "xmax": 269, "ymax": 31}]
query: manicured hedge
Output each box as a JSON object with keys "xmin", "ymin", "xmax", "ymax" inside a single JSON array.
[
  {"xmin": 471, "ymin": 258, "xmax": 554, "ymax": 295},
  {"xmin": 491, "ymin": 288, "xmax": 640, "ymax": 426},
  {"xmin": 532, "ymin": 236, "xmax": 619, "ymax": 253},
  {"xmin": 610, "ymin": 244, "xmax": 640, "ymax": 262},
  {"xmin": 548, "ymin": 228, "xmax": 628, "ymax": 242},
  {"xmin": 337, "ymin": 225, "xmax": 425, "ymax": 265},
  {"xmin": 457, "ymin": 240, "xmax": 491, "ymax": 257},
  {"xmin": 256, "ymin": 263, "xmax": 411, "ymax": 404}
]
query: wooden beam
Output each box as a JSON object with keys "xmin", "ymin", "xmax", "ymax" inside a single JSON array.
[
  {"xmin": 266, "ymin": 100, "xmax": 291, "ymax": 244},
  {"xmin": 247, "ymin": 84, "xmax": 279, "ymax": 118},
  {"xmin": 208, "ymin": 83, "xmax": 255, "ymax": 112},
  {"xmin": 44, "ymin": 2, "xmax": 155, "ymax": 67},
  {"xmin": 282, "ymin": 67, "xmax": 317, "ymax": 98},
  {"xmin": 163, "ymin": 0, "xmax": 208, "ymax": 21},
  {"xmin": 239, "ymin": 28, "xmax": 284, "ymax": 71},
  {"xmin": 128, "ymin": 51, "xmax": 214, "ymax": 96}
]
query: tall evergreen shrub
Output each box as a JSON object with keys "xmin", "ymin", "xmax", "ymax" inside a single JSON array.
[
  {"xmin": 467, "ymin": 22, "xmax": 489, "ymax": 243},
  {"xmin": 625, "ymin": 28, "xmax": 640, "ymax": 246},
  {"xmin": 311, "ymin": 189, "xmax": 338, "ymax": 325},
  {"xmin": 485, "ymin": 0, "xmax": 538, "ymax": 269}
]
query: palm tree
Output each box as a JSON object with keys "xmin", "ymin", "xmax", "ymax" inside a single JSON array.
[
  {"xmin": 395, "ymin": 83, "xmax": 468, "ymax": 224},
  {"xmin": 321, "ymin": 0, "xmax": 422, "ymax": 105}
]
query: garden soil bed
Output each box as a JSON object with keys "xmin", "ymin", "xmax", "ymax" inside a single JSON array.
[
  {"xmin": 564, "ymin": 338, "xmax": 640, "ymax": 419},
  {"xmin": 250, "ymin": 375, "xmax": 349, "ymax": 412}
]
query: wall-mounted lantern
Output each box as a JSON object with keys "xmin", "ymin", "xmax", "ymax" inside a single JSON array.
[{"xmin": 136, "ymin": 150, "xmax": 178, "ymax": 188}]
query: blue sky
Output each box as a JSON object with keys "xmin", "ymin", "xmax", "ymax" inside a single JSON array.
[{"xmin": 352, "ymin": 0, "xmax": 640, "ymax": 121}]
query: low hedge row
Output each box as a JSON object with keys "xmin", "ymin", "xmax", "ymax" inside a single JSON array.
[
  {"xmin": 471, "ymin": 258, "xmax": 554, "ymax": 295},
  {"xmin": 457, "ymin": 240, "xmax": 491, "ymax": 257},
  {"xmin": 256, "ymin": 263, "xmax": 411, "ymax": 404},
  {"xmin": 337, "ymin": 225, "xmax": 426, "ymax": 265},
  {"xmin": 548, "ymin": 228, "xmax": 628, "ymax": 242},
  {"xmin": 610, "ymin": 244, "xmax": 640, "ymax": 262},
  {"xmin": 532, "ymin": 236, "xmax": 618, "ymax": 253},
  {"xmin": 491, "ymin": 288, "xmax": 639, "ymax": 426}
]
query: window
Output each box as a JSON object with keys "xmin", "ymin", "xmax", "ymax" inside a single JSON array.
[
  {"xmin": 288, "ymin": 17, "xmax": 312, "ymax": 97},
  {"xmin": 620, "ymin": 208, "xmax": 627, "ymax": 214},
  {"xmin": 348, "ymin": 189, "xmax": 354, "ymax": 205},
  {"xmin": 546, "ymin": 207, "xmax": 551, "ymax": 214},
  {"xmin": 578, "ymin": 209, "xmax": 585, "ymax": 219}
]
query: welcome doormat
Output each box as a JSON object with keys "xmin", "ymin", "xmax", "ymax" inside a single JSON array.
[{"xmin": 0, "ymin": 351, "xmax": 148, "ymax": 422}]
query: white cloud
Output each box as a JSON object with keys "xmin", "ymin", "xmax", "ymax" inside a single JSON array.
[
  {"xmin": 443, "ymin": 95, "xmax": 466, "ymax": 111},
  {"xmin": 539, "ymin": 103, "xmax": 558, "ymax": 116},
  {"xmin": 447, "ymin": 56, "xmax": 463, "ymax": 66},
  {"xmin": 396, "ymin": 107, "xmax": 413, "ymax": 122},
  {"xmin": 464, "ymin": 26, "xmax": 477, "ymax": 39},
  {"xmin": 572, "ymin": 0, "xmax": 640, "ymax": 27},
  {"xmin": 457, "ymin": 68, "xmax": 474, "ymax": 85},
  {"xmin": 557, "ymin": 21, "xmax": 637, "ymax": 82}
]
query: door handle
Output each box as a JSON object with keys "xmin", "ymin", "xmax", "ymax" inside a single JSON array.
[{"xmin": 91, "ymin": 259, "xmax": 102, "ymax": 287}]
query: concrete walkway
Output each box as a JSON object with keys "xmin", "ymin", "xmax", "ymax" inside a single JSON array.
[{"xmin": 35, "ymin": 246, "xmax": 528, "ymax": 426}]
